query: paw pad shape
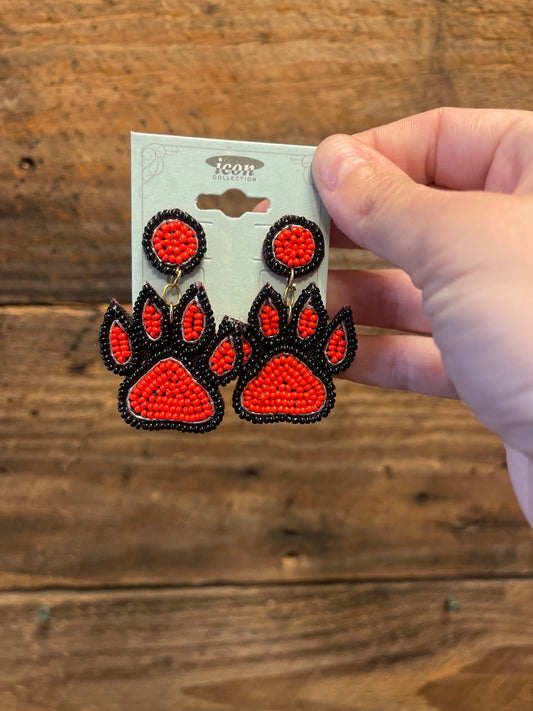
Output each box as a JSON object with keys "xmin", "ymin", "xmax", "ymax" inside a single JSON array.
[
  {"xmin": 100, "ymin": 283, "xmax": 242, "ymax": 432},
  {"xmin": 233, "ymin": 283, "xmax": 357, "ymax": 424}
]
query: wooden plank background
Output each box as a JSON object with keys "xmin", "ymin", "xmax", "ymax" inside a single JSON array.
[{"xmin": 1, "ymin": 1, "xmax": 532, "ymax": 709}]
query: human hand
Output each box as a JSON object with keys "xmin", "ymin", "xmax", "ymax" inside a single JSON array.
[{"xmin": 312, "ymin": 108, "xmax": 533, "ymax": 525}]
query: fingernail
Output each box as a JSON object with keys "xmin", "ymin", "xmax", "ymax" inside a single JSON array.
[
  {"xmin": 505, "ymin": 444, "xmax": 533, "ymax": 527},
  {"xmin": 315, "ymin": 135, "xmax": 371, "ymax": 192}
]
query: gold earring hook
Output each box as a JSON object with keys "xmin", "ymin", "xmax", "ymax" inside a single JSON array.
[
  {"xmin": 282, "ymin": 268, "xmax": 296, "ymax": 323},
  {"xmin": 162, "ymin": 267, "xmax": 183, "ymax": 323}
]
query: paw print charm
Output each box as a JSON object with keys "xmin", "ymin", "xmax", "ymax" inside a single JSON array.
[
  {"xmin": 233, "ymin": 283, "xmax": 357, "ymax": 424},
  {"xmin": 100, "ymin": 283, "xmax": 242, "ymax": 432}
]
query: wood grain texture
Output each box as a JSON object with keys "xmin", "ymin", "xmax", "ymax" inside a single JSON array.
[
  {"xmin": 0, "ymin": 580, "xmax": 532, "ymax": 710},
  {"xmin": 2, "ymin": 0, "xmax": 533, "ymax": 303},
  {"xmin": 2, "ymin": 3, "xmax": 533, "ymax": 707},
  {"xmin": 1, "ymin": 305, "xmax": 530, "ymax": 589}
]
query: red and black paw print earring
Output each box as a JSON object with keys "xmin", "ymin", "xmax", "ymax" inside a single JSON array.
[
  {"xmin": 233, "ymin": 215, "xmax": 357, "ymax": 424},
  {"xmin": 99, "ymin": 209, "xmax": 242, "ymax": 433}
]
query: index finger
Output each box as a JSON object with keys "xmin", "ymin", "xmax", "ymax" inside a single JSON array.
[
  {"xmin": 330, "ymin": 221, "xmax": 364, "ymax": 249},
  {"xmin": 352, "ymin": 107, "xmax": 533, "ymax": 192}
]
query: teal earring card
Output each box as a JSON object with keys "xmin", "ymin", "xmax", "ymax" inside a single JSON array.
[{"xmin": 131, "ymin": 133, "xmax": 329, "ymax": 324}]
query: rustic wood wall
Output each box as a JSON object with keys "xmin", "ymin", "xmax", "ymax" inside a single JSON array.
[{"xmin": 1, "ymin": 1, "xmax": 532, "ymax": 709}]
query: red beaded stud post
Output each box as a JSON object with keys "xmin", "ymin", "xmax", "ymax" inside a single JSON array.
[
  {"xmin": 142, "ymin": 208, "xmax": 206, "ymax": 277},
  {"xmin": 263, "ymin": 215, "xmax": 325, "ymax": 279}
]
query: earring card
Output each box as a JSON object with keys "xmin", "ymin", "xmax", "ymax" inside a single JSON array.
[{"xmin": 131, "ymin": 133, "xmax": 329, "ymax": 324}]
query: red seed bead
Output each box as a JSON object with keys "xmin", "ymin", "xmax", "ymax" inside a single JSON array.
[
  {"xmin": 128, "ymin": 357, "xmax": 214, "ymax": 422},
  {"xmin": 109, "ymin": 321, "xmax": 132, "ymax": 364},
  {"xmin": 209, "ymin": 337, "xmax": 236, "ymax": 374},
  {"xmin": 142, "ymin": 301, "xmax": 163, "ymax": 340},
  {"xmin": 182, "ymin": 300, "xmax": 205, "ymax": 341},
  {"xmin": 297, "ymin": 306, "xmax": 318, "ymax": 339},
  {"xmin": 326, "ymin": 327, "xmax": 347, "ymax": 364},
  {"xmin": 259, "ymin": 301, "xmax": 279, "ymax": 337},
  {"xmin": 241, "ymin": 354, "xmax": 326, "ymax": 415},
  {"xmin": 273, "ymin": 226, "xmax": 316, "ymax": 269},
  {"xmin": 152, "ymin": 220, "xmax": 198, "ymax": 265}
]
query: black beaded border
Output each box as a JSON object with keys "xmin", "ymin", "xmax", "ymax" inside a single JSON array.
[
  {"xmin": 235, "ymin": 321, "xmax": 256, "ymax": 369},
  {"xmin": 207, "ymin": 316, "xmax": 244, "ymax": 387},
  {"xmin": 131, "ymin": 283, "xmax": 171, "ymax": 352},
  {"xmin": 232, "ymin": 342, "xmax": 336, "ymax": 424},
  {"xmin": 262, "ymin": 215, "xmax": 325, "ymax": 279},
  {"xmin": 171, "ymin": 282, "xmax": 216, "ymax": 356},
  {"xmin": 320, "ymin": 305, "xmax": 358, "ymax": 376},
  {"xmin": 292, "ymin": 283, "xmax": 329, "ymax": 350},
  {"xmin": 232, "ymin": 283, "xmax": 357, "ymax": 425},
  {"xmin": 100, "ymin": 282, "xmax": 241, "ymax": 433},
  {"xmin": 142, "ymin": 208, "xmax": 207, "ymax": 276},
  {"xmin": 117, "ymin": 347, "xmax": 224, "ymax": 433},
  {"xmin": 246, "ymin": 283, "xmax": 288, "ymax": 350},
  {"xmin": 99, "ymin": 299, "xmax": 139, "ymax": 376}
]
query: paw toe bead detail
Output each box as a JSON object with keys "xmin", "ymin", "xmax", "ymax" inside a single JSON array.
[
  {"xmin": 100, "ymin": 283, "xmax": 241, "ymax": 433},
  {"xmin": 233, "ymin": 283, "xmax": 357, "ymax": 425}
]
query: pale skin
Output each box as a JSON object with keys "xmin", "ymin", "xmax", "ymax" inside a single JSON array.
[{"xmin": 312, "ymin": 107, "xmax": 533, "ymax": 526}]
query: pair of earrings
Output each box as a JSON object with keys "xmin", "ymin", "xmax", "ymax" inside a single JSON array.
[{"xmin": 99, "ymin": 209, "xmax": 357, "ymax": 433}]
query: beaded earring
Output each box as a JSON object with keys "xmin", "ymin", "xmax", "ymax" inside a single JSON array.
[
  {"xmin": 99, "ymin": 209, "xmax": 242, "ymax": 433},
  {"xmin": 233, "ymin": 215, "xmax": 357, "ymax": 424}
]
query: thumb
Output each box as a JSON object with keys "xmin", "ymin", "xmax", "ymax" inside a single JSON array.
[{"xmin": 312, "ymin": 134, "xmax": 452, "ymax": 283}]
